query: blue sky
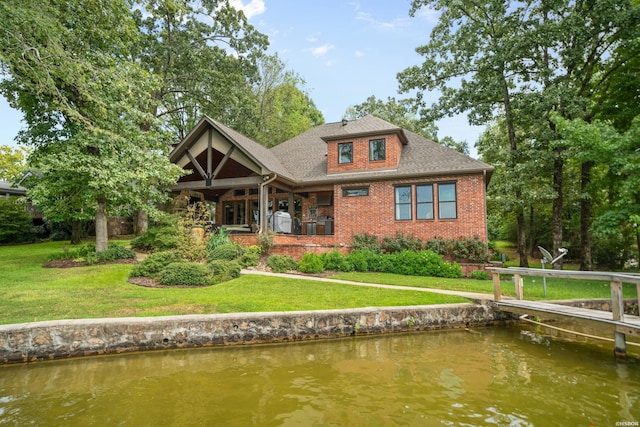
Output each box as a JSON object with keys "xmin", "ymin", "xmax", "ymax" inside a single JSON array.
[{"xmin": 0, "ymin": 0, "xmax": 484, "ymax": 155}]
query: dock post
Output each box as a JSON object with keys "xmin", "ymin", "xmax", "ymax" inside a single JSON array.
[
  {"xmin": 514, "ymin": 274, "xmax": 523, "ymax": 300},
  {"xmin": 492, "ymin": 272, "xmax": 501, "ymax": 301},
  {"xmin": 611, "ymin": 279, "xmax": 627, "ymax": 360}
]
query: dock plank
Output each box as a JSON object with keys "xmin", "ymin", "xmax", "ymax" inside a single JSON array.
[{"xmin": 495, "ymin": 300, "xmax": 640, "ymax": 337}]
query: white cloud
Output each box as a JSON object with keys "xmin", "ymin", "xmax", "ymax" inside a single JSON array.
[
  {"xmin": 413, "ymin": 5, "xmax": 438, "ymax": 23},
  {"xmin": 355, "ymin": 11, "xmax": 411, "ymax": 30},
  {"xmin": 309, "ymin": 44, "xmax": 334, "ymax": 57},
  {"xmin": 354, "ymin": 50, "xmax": 365, "ymax": 57},
  {"xmin": 307, "ymin": 36, "xmax": 319, "ymax": 43},
  {"xmin": 324, "ymin": 60, "xmax": 333, "ymax": 67},
  {"xmin": 228, "ymin": 0, "xmax": 266, "ymax": 19}
]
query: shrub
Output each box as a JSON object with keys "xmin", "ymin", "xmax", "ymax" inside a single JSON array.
[
  {"xmin": 381, "ymin": 250, "xmax": 462, "ymax": 278},
  {"xmin": 266, "ymin": 254, "xmax": 298, "ymax": 273},
  {"xmin": 258, "ymin": 231, "xmax": 275, "ymax": 254},
  {"xmin": 470, "ymin": 270, "xmax": 489, "ymax": 280},
  {"xmin": 130, "ymin": 251, "xmax": 182, "ymax": 278},
  {"xmin": 298, "ymin": 252, "xmax": 324, "ymax": 274},
  {"xmin": 208, "ymin": 259, "xmax": 242, "ymax": 283},
  {"xmin": 239, "ymin": 245, "xmax": 261, "ymax": 268},
  {"xmin": 381, "ymin": 232, "xmax": 422, "ymax": 253},
  {"xmin": 158, "ymin": 262, "xmax": 212, "ymax": 286},
  {"xmin": 424, "ymin": 236, "xmax": 489, "ymax": 262},
  {"xmin": 130, "ymin": 226, "xmax": 179, "ymax": 252},
  {"xmin": 208, "ymin": 242, "xmax": 244, "ymax": 261},
  {"xmin": 347, "ymin": 250, "xmax": 370, "ymax": 272},
  {"xmin": 321, "ymin": 250, "xmax": 354, "ymax": 272},
  {"xmin": 0, "ymin": 198, "xmax": 34, "ymax": 244},
  {"xmin": 352, "ymin": 232, "xmax": 381, "ymax": 253},
  {"xmin": 47, "ymin": 243, "xmax": 135, "ymax": 265},
  {"xmin": 206, "ymin": 227, "xmax": 231, "ymax": 252}
]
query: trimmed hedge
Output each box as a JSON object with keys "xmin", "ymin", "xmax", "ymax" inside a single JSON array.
[
  {"xmin": 129, "ymin": 251, "xmax": 182, "ymax": 278},
  {"xmin": 158, "ymin": 262, "xmax": 212, "ymax": 287},
  {"xmin": 298, "ymin": 253, "xmax": 323, "ymax": 274},
  {"xmin": 266, "ymin": 254, "xmax": 298, "ymax": 273}
]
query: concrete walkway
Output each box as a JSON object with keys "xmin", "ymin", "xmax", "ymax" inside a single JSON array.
[{"xmin": 240, "ymin": 269, "xmax": 494, "ymax": 303}]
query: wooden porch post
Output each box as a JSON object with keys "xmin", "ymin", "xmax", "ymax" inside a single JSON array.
[{"xmin": 259, "ymin": 183, "xmax": 268, "ymax": 233}]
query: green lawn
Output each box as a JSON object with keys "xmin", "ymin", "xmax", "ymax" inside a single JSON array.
[{"xmin": 0, "ymin": 242, "xmax": 469, "ymax": 325}]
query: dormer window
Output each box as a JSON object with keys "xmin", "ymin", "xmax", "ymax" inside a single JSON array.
[
  {"xmin": 338, "ymin": 142, "xmax": 353, "ymax": 164},
  {"xmin": 369, "ymin": 138, "xmax": 386, "ymax": 161}
]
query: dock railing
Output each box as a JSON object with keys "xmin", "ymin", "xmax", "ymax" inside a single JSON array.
[{"xmin": 487, "ymin": 267, "xmax": 640, "ymax": 323}]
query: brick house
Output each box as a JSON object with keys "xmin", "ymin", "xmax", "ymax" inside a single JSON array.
[{"xmin": 169, "ymin": 115, "xmax": 494, "ymax": 258}]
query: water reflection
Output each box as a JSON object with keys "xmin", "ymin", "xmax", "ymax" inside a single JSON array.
[{"xmin": 0, "ymin": 325, "xmax": 638, "ymax": 426}]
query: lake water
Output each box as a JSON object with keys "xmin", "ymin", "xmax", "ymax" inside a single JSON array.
[{"xmin": 1, "ymin": 324, "xmax": 638, "ymax": 426}]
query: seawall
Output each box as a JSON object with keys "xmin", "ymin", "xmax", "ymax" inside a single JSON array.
[{"xmin": 0, "ymin": 303, "xmax": 515, "ymax": 364}]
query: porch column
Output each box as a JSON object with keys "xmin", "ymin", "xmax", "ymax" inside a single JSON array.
[{"xmin": 259, "ymin": 183, "xmax": 269, "ymax": 233}]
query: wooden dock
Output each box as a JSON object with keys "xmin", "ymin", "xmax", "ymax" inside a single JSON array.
[
  {"xmin": 487, "ymin": 267, "xmax": 640, "ymax": 359},
  {"xmin": 494, "ymin": 299, "xmax": 640, "ymax": 337}
]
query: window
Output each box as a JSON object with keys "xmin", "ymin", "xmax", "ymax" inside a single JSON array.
[
  {"xmin": 395, "ymin": 186, "xmax": 412, "ymax": 220},
  {"xmin": 369, "ymin": 138, "xmax": 386, "ymax": 161},
  {"xmin": 416, "ymin": 184, "xmax": 434, "ymax": 219},
  {"xmin": 224, "ymin": 201, "xmax": 246, "ymax": 224},
  {"xmin": 438, "ymin": 183, "xmax": 457, "ymax": 219},
  {"xmin": 338, "ymin": 142, "xmax": 353, "ymax": 164},
  {"xmin": 343, "ymin": 187, "xmax": 369, "ymax": 197}
]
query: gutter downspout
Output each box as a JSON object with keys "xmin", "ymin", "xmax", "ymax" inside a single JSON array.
[{"xmin": 259, "ymin": 173, "xmax": 278, "ymax": 234}]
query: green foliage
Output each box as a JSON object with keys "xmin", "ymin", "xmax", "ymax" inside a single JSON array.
[
  {"xmin": 239, "ymin": 245, "xmax": 261, "ymax": 268},
  {"xmin": 158, "ymin": 262, "xmax": 212, "ymax": 287},
  {"xmin": 47, "ymin": 243, "xmax": 136, "ymax": 265},
  {"xmin": 346, "ymin": 250, "xmax": 370, "ymax": 272},
  {"xmin": 424, "ymin": 236, "xmax": 489, "ymax": 263},
  {"xmin": 206, "ymin": 227, "xmax": 231, "ymax": 252},
  {"xmin": 0, "ymin": 145, "xmax": 29, "ymax": 182},
  {"xmin": 129, "ymin": 251, "xmax": 182, "ymax": 278},
  {"xmin": 0, "ymin": 198, "xmax": 34, "ymax": 244},
  {"xmin": 381, "ymin": 250, "xmax": 462, "ymax": 279},
  {"xmin": 258, "ymin": 231, "xmax": 275, "ymax": 254},
  {"xmin": 298, "ymin": 253, "xmax": 324, "ymax": 274},
  {"xmin": 208, "ymin": 243, "xmax": 244, "ymax": 262},
  {"xmin": 321, "ymin": 250, "xmax": 354, "ymax": 272},
  {"xmin": 381, "ymin": 232, "xmax": 422, "ymax": 253},
  {"xmin": 266, "ymin": 254, "xmax": 298, "ymax": 273},
  {"xmin": 208, "ymin": 259, "xmax": 242, "ymax": 283},
  {"xmin": 352, "ymin": 232, "xmax": 381, "ymax": 253},
  {"xmin": 131, "ymin": 226, "xmax": 179, "ymax": 252},
  {"xmin": 470, "ymin": 270, "xmax": 489, "ymax": 280}
]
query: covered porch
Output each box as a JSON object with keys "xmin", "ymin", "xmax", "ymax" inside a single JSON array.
[{"xmin": 169, "ymin": 117, "xmax": 337, "ymax": 239}]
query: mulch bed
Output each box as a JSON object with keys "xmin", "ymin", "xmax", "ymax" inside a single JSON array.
[{"xmin": 42, "ymin": 259, "xmax": 138, "ymax": 268}]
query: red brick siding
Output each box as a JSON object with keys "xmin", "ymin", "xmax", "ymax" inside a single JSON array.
[
  {"xmin": 333, "ymin": 174, "xmax": 488, "ymax": 244},
  {"xmin": 326, "ymin": 134, "xmax": 402, "ymax": 174}
]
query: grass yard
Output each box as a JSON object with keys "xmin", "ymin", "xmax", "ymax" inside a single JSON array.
[
  {"xmin": 0, "ymin": 241, "xmax": 469, "ymax": 325},
  {"xmin": 332, "ymin": 271, "xmax": 639, "ymax": 301}
]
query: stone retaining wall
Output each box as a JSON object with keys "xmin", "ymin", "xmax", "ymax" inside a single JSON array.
[{"xmin": 0, "ymin": 304, "xmax": 515, "ymax": 364}]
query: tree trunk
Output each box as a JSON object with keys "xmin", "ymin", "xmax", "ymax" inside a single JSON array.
[
  {"xmin": 552, "ymin": 154, "xmax": 564, "ymax": 269},
  {"xmin": 70, "ymin": 220, "xmax": 83, "ymax": 244},
  {"xmin": 528, "ymin": 206, "xmax": 535, "ymax": 257},
  {"xmin": 135, "ymin": 208, "xmax": 148, "ymax": 236},
  {"xmin": 516, "ymin": 206, "xmax": 529, "ymax": 267},
  {"xmin": 579, "ymin": 161, "xmax": 593, "ymax": 271},
  {"xmin": 95, "ymin": 195, "xmax": 109, "ymax": 252}
]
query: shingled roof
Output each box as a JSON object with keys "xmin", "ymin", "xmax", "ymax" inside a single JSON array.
[
  {"xmin": 270, "ymin": 115, "xmax": 493, "ymax": 185},
  {"xmin": 172, "ymin": 115, "xmax": 493, "ymax": 187}
]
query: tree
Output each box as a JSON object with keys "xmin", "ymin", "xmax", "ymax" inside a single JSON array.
[
  {"xmin": 398, "ymin": 0, "xmax": 532, "ymax": 266},
  {"xmin": 0, "ymin": 0, "xmax": 183, "ymax": 251},
  {"xmin": 133, "ymin": 0, "xmax": 269, "ymax": 140},
  {"xmin": 554, "ymin": 115, "xmax": 640, "ymax": 269},
  {"xmin": 249, "ymin": 54, "xmax": 324, "ymax": 147},
  {"xmin": 344, "ymin": 95, "xmax": 438, "ymax": 140},
  {"xmin": 399, "ymin": 0, "xmax": 640, "ymax": 268},
  {"xmin": 0, "ymin": 145, "xmax": 29, "ymax": 182}
]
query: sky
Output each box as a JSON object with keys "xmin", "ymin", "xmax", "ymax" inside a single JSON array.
[{"xmin": 0, "ymin": 0, "xmax": 485, "ymax": 156}]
